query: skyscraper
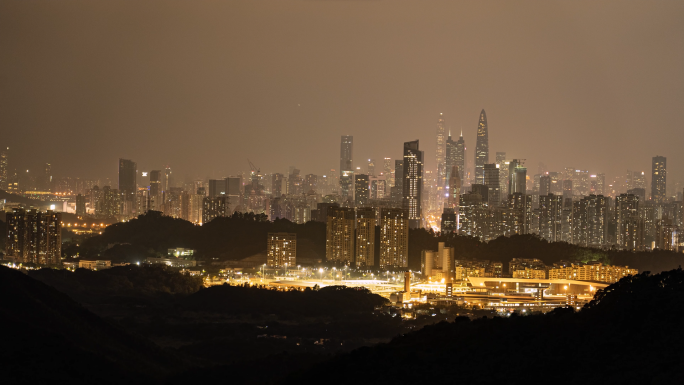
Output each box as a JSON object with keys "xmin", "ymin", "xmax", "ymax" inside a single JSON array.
[
  {"xmin": 0, "ymin": 147, "xmax": 8, "ymax": 190},
  {"xmin": 508, "ymin": 159, "xmax": 526, "ymax": 195},
  {"xmin": 436, "ymin": 113, "xmax": 446, "ymax": 188},
  {"xmin": 367, "ymin": 159, "xmax": 376, "ymax": 176},
  {"xmin": 118, "ymin": 159, "xmax": 137, "ymax": 213},
  {"xmin": 340, "ymin": 136, "xmax": 354, "ymax": 198},
  {"xmin": 474, "ymin": 109, "xmax": 489, "ymax": 185},
  {"xmin": 383, "ymin": 157, "xmax": 393, "ymax": 187},
  {"xmin": 272, "ymin": 173, "xmax": 283, "ymax": 196},
  {"xmin": 392, "ymin": 159, "xmax": 404, "ymax": 202},
  {"xmin": 446, "ymin": 166, "xmax": 461, "ymax": 210},
  {"xmin": 446, "ymin": 131, "xmax": 466, "ymax": 184},
  {"xmin": 402, "ymin": 140, "xmax": 423, "ymax": 229},
  {"xmin": 484, "ymin": 163, "xmax": 500, "ymax": 206},
  {"xmin": 441, "ymin": 166, "xmax": 461, "ymax": 234},
  {"xmin": 651, "ymin": 156, "xmax": 667, "ymax": 203}
]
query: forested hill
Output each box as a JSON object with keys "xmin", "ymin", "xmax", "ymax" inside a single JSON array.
[
  {"xmin": 77, "ymin": 211, "xmax": 326, "ymax": 262},
  {"xmin": 71, "ymin": 211, "xmax": 684, "ymax": 272},
  {"xmin": 0, "ymin": 266, "xmax": 180, "ymax": 384},
  {"xmin": 286, "ymin": 269, "xmax": 684, "ymax": 385}
]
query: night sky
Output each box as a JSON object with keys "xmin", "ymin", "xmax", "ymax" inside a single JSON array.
[{"xmin": 1, "ymin": 1, "xmax": 682, "ymax": 187}]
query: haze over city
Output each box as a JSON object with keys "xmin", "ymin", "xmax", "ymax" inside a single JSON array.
[
  {"xmin": 3, "ymin": 2, "xmax": 684, "ymax": 384},
  {"xmin": 1, "ymin": 0, "xmax": 683, "ymax": 186}
]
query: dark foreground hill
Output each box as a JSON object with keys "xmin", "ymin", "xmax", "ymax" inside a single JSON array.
[
  {"xmin": 0, "ymin": 266, "xmax": 180, "ymax": 385},
  {"xmin": 285, "ymin": 269, "xmax": 684, "ymax": 385}
]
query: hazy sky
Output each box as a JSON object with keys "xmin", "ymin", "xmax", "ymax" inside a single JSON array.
[{"xmin": 1, "ymin": 0, "xmax": 683, "ymax": 188}]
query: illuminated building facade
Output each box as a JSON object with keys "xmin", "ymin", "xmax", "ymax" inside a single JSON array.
[
  {"xmin": 572, "ymin": 195, "xmax": 609, "ymax": 247},
  {"xmin": 149, "ymin": 170, "xmax": 162, "ymax": 211},
  {"xmin": 548, "ymin": 262, "xmax": 637, "ymax": 284},
  {"xmin": 474, "ymin": 109, "xmax": 489, "ymax": 185},
  {"xmin": 339, "ymin": 136, "xmax": 354, "ymax": 198},
  {"xmin": 326, "ymin": 207, "xmax": 355, "ymax": 265},
  {"xmin": 446, "ymin": 131, "xmax": 466, "ymax": 183},
  {"xmin": 402, "ymin": 140, "xmax": 423, "ymax": 228},
  {"xmin": 651, "ymin": 156, "xmax": 667, "ymax": 203},
  {"xmin": 436, "ymin": 113, "xmax": 446, "ymax": 188},
  {"xmin": 202, "ymin": 196, "xmax": 228, "ymax": 224},
  {"xmin": 383, "ymin": 157, "xmax": 393, "ymax": 187},
  {"xmin": 354, "ymin": 174, "xmax": 370, "ymax": 207},
  {"xmin": 484, "ymin": 163, "xmax": 500, "ymax": 206},
  {"xmin": 538, "ymin": 193, "xmax": 563, "ymax": 242},
  {"xmin": 5, "ymin": 208, "xmax": 62, "ymax": 265},
  {"xmin": 615, "ymin": 193, "xmax": 643, "ymax": 250},
  {"xmin": 379, "ymin": 208, "xmax": 409, "ymax": 268},
  {"xmin": 355, "ymin": 207, "xmax": 376, "ymax": 268},
  {"xmin": 0, "ymin": 147, "xmax": 7, "ymax": 190},
  {"xmin": 267, "ymin": 232, "xmax": 296, "ymax": 268}
]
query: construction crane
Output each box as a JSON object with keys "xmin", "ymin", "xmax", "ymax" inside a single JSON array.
[{"xmin": 247, "ymin": 159, "xmax": 260, "ymax": 176}]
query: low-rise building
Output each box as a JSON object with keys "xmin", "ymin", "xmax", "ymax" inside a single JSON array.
[
  {"xmin": 79, "ymin": 260, "xmax": 112, "ymax": 270},
  {"xmin": 548, "ymin": 262, "xmax": 637, "ymax": 284}
]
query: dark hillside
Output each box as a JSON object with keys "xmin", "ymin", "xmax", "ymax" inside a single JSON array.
[
  {"xmin": 286, "ymin": 269, "xmax": 684, "ymax": 385},
  {"xmin": 0, "ymin": 266, "xmax": 180, "ymax": 385}
]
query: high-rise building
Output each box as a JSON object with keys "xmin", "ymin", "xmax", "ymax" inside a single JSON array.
[
  {"xmin": 118, "ymin": 159, "xmax": 137, "ymax": 214},
  {"xmin": 392, "ymin": 160, "xmax": 404, "ymax": 202},
  {"xmin": 538, "ymin": 194, "xmax": 563, "ymax": 242},
  {"xmin": 149, "ymin": 170, "xmax": 162, "ymax": 211},
  {"xmin": 446, "ymin": 130, "xmax": 466, "ymax": 186},
  {"xmin": 76, "ymin": 194, "xmax": 86, "ymax": 216},
  {"xmin": 303, "ymin": 174, "xmax": 318, "ymax": 193},
  {"xmin": 474, "ymin": 109, "xmax": 489, "ymax": 185},
  {"xmin": 436, "ymin": 113, "xmax": 446, "ymax": 188},
  {"xmin": 484, "ymin": 163, "xmax": 500, "ymax": 207},
  {"xmin": 355, "ymin": 207, "xmax": 376, "ymax": 268},
  {"xmin": 446, "ymin": 165, "xmax": 461, "ymax": 210},
  {"xmin": 615, "ymin": 194, "xmax": 643, "ymax": 251},
  {"xmin": 572, "ymin": 195, "xmax": 609, "ymax": 247},
  {"xmin": 97, "ymin": 186, "xmax": 120, "ymax": 217},
  {"xmin": 267, "ymin": 233, "xmax": 296, "ymax": 268},
  {"xmin": 379, "ymin": 208, "xmax": 409, "ymax": 268},
  {"xmin": 354, "ymin": 174, "xmax": 370, "ymax": 207},
  {"xmin": 369, "ymin": 176, "xmax": 386, "ymax": 199},
  {"xmin": 272, "ymin": 173, "xmax": 283, "ymax": 196},
  {"xmin": 651, "ymin": 156, "xmax": 667, "ymax": 203},
  {"xmin": 590, "ymin": 173, "xmax": 605, "ymax": 196},
  {"xmin": 367, "ymin": 159, "xmax": 376, "ymax": 176},
  {"xmin": 508, "ymin": 159, "xmax": 526, "ymax": 196},
  {"xmin": 326, "ymin": 207, "xmax": 355, "ymax": 265},
  {"xmin": 163, "ymin": 166, "xmax": 173, "ymax": 192},
  {"xmin": 562, "ymin": 180, "xmax": 573, "ymax": 199},
  {"xmin": 340, "ymin": 136, "xmax": 354, "ymax": 198},
  {"xmin": 202, "ymin": 196, "xmax": 228, "ymax": 224},
  {"xmin": 458, "ymin": 192, "xmax": 488, "ymax": 239},
  {"xmin": 41, "ymin": 162, "xmax": 52, "ymax": 192},
  {"xmin": 5, "ymin": 209, "xmax": 61, "ymax": 265},
  {"xmin": 0, "ymin": 147, "xmax": 8, "ymax": 190},
  {"xmin": 402, "ymin": 140, "xmax": 423, "ymax": 228},
  {"xmin": 539, "ymin": 175, "xmax": 551, "ymax": 196},
  {"xmin": 383, "ymin": 158, "xmax": 393, "ymax": 187},
  {"xmin": 496, "ymin": 152, "xmax": 508, "ymax": 198}
]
